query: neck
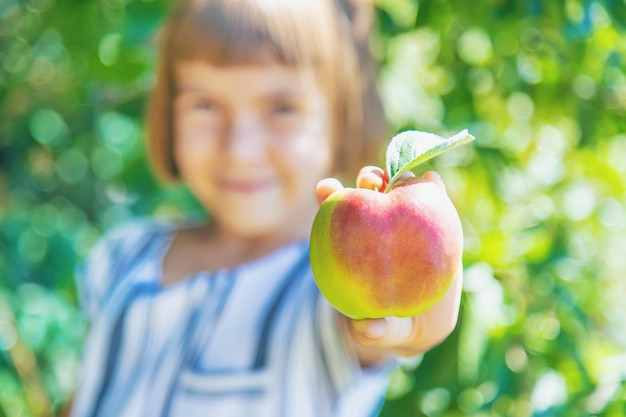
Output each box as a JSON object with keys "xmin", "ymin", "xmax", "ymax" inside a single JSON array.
[{"xmin": 199, "ymin": 205, "xmax": 316, "ymax": 266}]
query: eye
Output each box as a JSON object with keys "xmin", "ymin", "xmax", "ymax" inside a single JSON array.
[
  {"xmin": 175, "ymin": 92, "xmax": 220, "ymax": 116},
  {"xmin": 193, "ymin": 97, "xmax": 217, "ymax": 112},
  {"xmin": 270, "ymin": 101, "xmax": 298, "ymax": 116}
]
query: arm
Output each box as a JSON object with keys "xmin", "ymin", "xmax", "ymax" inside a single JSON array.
[{"xmin": 316, "ymin": 167, "xmax": 463, "ymax": 368}]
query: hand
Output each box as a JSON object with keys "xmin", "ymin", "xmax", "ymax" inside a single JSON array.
[{"xmin": 315, "ymin": 167, "xmax": 463, "ymax": 365}]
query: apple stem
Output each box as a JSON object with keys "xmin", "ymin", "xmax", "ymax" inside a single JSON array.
[{"xmin": 384, "ymin": 177, "xmax": 402, "ymax": 193}]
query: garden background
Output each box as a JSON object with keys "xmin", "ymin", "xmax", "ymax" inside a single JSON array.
[{"xmin": 1, "ymin": 0, "xmax": 625, "ymax": 416}]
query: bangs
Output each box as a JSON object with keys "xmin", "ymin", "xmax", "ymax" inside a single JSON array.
[{"xmin": 166, "ymin": 0, "xmax": 337, "ymax": 68}]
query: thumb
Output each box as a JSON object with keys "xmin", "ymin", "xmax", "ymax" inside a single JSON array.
[{"xmin": 349, "ymin": 317, "xmax": 414, "ymax": 347}]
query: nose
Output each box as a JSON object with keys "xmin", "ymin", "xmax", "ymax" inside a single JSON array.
[{"xmin": 224, "ymin": 113, "xmax": 265, "ymax": 163}]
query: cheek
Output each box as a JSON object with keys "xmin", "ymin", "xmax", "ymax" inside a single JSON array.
[
  {"xmin": 285, "ymin": 136, "xmax": 333, "ymax": 184},
  {"xmin": 284, "ymin": 139, "xmax": 332, "ymax": 208},
  {"xmin": 291, "ymin": 133, "xmax": 329, "ymax": 161},
  {"xmin": 173, "ymin": 122, "xmax": 217, "ymax": 169},
  {"xmin": 285, "ymin": 117, "xmax": 333, "ymax": 174}
]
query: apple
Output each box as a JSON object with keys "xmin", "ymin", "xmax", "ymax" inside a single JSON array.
[{"xmin": 309, "ymin": 129, "xmax": 473, "ymax": 319}]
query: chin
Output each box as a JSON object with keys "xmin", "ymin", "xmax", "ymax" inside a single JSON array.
[{"xmin": 222, "ymin": 217, "xmax": 284, "ymax": 240}]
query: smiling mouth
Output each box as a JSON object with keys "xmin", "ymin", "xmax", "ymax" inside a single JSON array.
[{"xmin": 219, "ymin": 178, "xmax": 276, "ymax": 193}]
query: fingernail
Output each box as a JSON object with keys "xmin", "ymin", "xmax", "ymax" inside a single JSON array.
[{"xmin": 366, "ymin": 319, "xmax": 388, "ymax": 339}]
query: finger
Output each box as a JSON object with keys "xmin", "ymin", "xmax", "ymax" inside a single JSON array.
[
  {"xmin": 350, "ymin": 318, "xmax": 387, "ymax": 341},
  {"xmin": 349, "ymin": 316, "xmax": 414, "ymax": 348},
  {"xmin": 421, "ymin": 170, "xmax": 446, "ymax": 193},
  {"xmin": 316, "ymin": 178, "xmax": 344, "ymax": 206},
  {"xmin": 421, "ymin": 265, "xmax": 463, "ymax": 335},
  {"xmin": 356, "ymin": 166, "xmax": 385, "ymax": 191},
  {"xmin": 408, "ymin": 266, "xmax": 463, "ymax": 354}
]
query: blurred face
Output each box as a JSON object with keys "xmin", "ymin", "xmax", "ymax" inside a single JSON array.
[{"xmin": 173, "ymin": 60, "xmax": 333, "ymax": 240}]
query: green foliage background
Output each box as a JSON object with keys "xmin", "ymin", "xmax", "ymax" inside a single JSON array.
[{"xmin": 0, "ymin": 0, "xmax": 625, "ymax": 416}]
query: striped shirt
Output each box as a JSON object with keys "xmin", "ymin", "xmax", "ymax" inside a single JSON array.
[{"xmin": 71, "ymin": 220, "xmax": 395, "ymax": 417}]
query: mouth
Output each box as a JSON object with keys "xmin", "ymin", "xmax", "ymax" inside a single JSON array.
[{"xmin": 218, "ymin": 177, "xmax": 277, "ymax": 193}]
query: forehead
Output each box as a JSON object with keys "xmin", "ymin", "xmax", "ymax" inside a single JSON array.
[
  {"xmin": 174, "ymin": 60, "xmax": 322, "ymax": 95},
  {"xmin": 164, "ymin": 0, "xmax": 339, "ymax": 69}
]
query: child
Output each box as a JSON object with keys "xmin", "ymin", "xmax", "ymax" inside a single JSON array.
[{"xmin": 70, "ymin": 0, "xmax": 463, "ymax": 416}]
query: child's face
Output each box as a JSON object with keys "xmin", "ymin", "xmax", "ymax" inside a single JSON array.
[{"xmin": 173, "ymin": 60, "xmax": 333, "ymax": 240}]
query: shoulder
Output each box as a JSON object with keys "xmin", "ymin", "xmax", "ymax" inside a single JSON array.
[
  {"xmin": 100, "ymin": 217, "xmax": 168, "ymax": 245},
  {"xmin": 75, "ymin": 217, "xmax": 174, "ymax": 320},
  {"xmin": 88, "ymin": 218, "xmax": 169, "ymax": 273}
]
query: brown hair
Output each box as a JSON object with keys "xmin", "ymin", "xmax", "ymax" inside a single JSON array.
[{"xmin": 147, "ymin": 0, "xmax": 388, "ymax": 183}]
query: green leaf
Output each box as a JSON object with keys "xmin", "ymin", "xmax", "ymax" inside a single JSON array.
[{"xmin": 385, "ymin": 129, "xmax": 475, "ymax": 190}]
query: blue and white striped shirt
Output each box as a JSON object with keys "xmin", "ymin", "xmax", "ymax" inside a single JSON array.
[{"xmin": 71, "ymin": 220, "xmax": 395, "ymax": 417}]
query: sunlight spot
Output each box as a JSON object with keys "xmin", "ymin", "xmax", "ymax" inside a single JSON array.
[
  {"xmin": 0, "ymin": 320, "xmax": 18, "ymax": 350},
  {"xmin": 458, "ymin": 28, "xmax": 493, "ymax": 66},
  {"xmin": 531, "ymin": 371, "xmax": 567, "ymax": 411},
  {"xmin": 505, "ymin": 345, "xmax": 528, "ymax": 373},
  {"xmin": 506, "ymin": 92, "xmax": 534, "ymax": 120},
  {"xmin": 562, "ymin": 182, "xmax": 596, "ymax": 221}
]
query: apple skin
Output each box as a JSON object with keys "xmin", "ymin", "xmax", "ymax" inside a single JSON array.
[{"xmin": 309, "ymin": 177, "xmax": 463, "ymax": 319}]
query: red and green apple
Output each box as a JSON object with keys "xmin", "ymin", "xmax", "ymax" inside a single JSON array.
[{"xmin": 309, "ymin": 130, "xmax": 474, "ymax": 319}]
